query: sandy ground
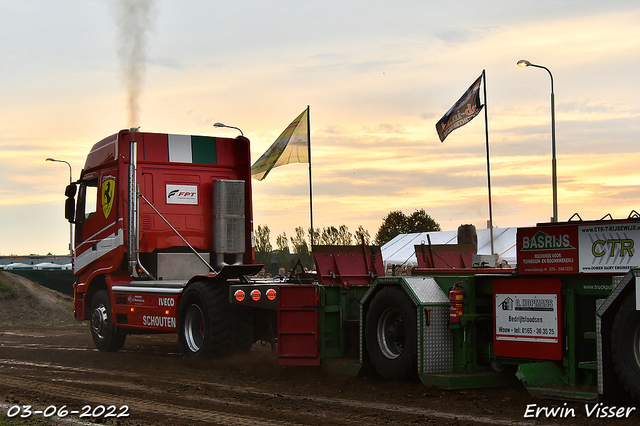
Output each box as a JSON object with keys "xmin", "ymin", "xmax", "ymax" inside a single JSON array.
[{"xmin": 0, "ymin": 271, "xmax": 638, "ymax": 425}]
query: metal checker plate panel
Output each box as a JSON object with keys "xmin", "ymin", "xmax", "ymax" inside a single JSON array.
[
  {"xmin": 405, "ymin": 277, "xmax": 448, "ymax": 304},
  {"xmin": 597, "ymin": 271, "xmax": 639, "ymax": 317},
  {"xmin": 421, "ymin": 305, "xmax": 453, "ymax": 373}
]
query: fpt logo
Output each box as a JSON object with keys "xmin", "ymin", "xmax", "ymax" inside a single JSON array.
[
  {"xmin": 166, "ymin": 184, "xmax": 198, "ymax": 205},
  {"xmin": 101, "ymin": 176, "xmax": 116, "ymax": 219},
  {"xmin": 521, "ymin": 231, "xmax": 574, "ymax": 251}
]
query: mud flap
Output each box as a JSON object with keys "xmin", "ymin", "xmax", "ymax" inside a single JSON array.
[{"xmin": 277, "ymin": 284, "xmax": 320, "ymax": 366}]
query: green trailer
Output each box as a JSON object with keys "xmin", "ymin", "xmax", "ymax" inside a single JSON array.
[{"xmin": 278, "ymin": 216, "xmax": 640, "ymax": 405}]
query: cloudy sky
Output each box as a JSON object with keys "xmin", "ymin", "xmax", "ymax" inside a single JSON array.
[{"xmin": 1, "ymin": 0, "xmax": 639, "ymax": 256}]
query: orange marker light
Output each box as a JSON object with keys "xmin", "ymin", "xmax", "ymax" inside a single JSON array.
[
  {"xmin": 251, "ymin": 289, "xmax": 261, "ymax": 301},
  {"xmin": 234, "ymin": 289, "xmax": 245, "ymax": 302},
  {"xmin": 266, "ymin": 288, "xmax": 277, "ymax": 301}
]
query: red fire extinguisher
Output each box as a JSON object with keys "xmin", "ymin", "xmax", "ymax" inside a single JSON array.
[{"xmin": 449, "ymin": 282, "xmax": 464, "ymax": 324}]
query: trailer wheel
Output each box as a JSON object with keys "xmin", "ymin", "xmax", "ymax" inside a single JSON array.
[
  {"xmin": 90, "ymin": 290, "xmax": 126, "ymax": 352},
  {"xmin": 178, "ymin": 281, "xmax": 253, "ymax": 358},
  {"xmin": 365, "ymin": 286, "xmax": 417, "ymax": 380},
  {"xmin": 611, "ymin": 291, "xmax": 640, "ymax": 402}
]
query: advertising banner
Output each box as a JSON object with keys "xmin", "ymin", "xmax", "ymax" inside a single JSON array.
[
  {"xmin": 517, "ymin": 225, "xmax": 578, "ymax": 274},
  {"xmin": 578, "ymin": 223, "xmax": 640, "ymax": 273},
  {"xmin": 495, "ymin": 293, "xmax": 558, "ymax": 343},
  {"xmin": 494, "ymin": 278, "xmax": 562, "ymax": 359}
]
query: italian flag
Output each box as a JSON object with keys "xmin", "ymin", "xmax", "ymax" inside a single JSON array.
[{"xmin": 168, "ymin": 134, "xmax": 217, "ymax": 164}]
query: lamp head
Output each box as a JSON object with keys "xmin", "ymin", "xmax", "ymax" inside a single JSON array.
[
  {"xmin": 517, "ymin": 60, "xmax": 531, "ymax": 67},
  {"xmin": 213, "ymin": 122, "xmax": 244, "ymax": 136}
]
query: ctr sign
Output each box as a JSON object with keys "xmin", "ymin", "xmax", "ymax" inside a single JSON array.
[{"xmin": 578, "ymin": 224, "xmax": 640, "ymax": 273}]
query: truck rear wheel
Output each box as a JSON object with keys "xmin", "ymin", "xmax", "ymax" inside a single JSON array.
[
  {"xmin": 611, "ymin": 291, "xmax": 640, "ymax": 403},
  {"xmin": 178, "ymin": 281, "xmax": 253, "ymax": 358},
  {"xmin": 365, "ymin": 286, "xmax": 417, "ymax": 380},
  {"xmin": 90, "ymin": 290, "xmax": 126, "ymax": 352}
]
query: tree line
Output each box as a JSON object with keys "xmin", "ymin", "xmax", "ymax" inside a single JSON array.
[{"xmin": 254, "ymin": 209, "xmax": 440, "ymax": 273}]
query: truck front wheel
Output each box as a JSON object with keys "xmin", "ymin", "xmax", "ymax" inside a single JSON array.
[
  {"xmin": 90, "ymin": 290, "xmax": 126, "ymax": 352},
  {"xmin": 365, "ymin": 286, "xmax": 417, "ymax": 380},
  {"xmin": 611, "ymin": 291, "xmax": 640, "ymax": 403}
]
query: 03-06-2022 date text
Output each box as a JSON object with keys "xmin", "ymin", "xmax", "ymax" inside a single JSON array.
[{"xmin": 5, "ymin": 404, "xmax": 129, "ymax": 419}]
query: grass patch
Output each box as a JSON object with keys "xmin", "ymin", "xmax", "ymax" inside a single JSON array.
[{"xmin": 0, "ymin": 278, "xmax": 18, "ymax": 300}]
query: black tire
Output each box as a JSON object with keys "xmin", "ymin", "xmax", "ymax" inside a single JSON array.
[
  {"xmin": 90, "ymin": 290, "xmax": 126, "ymax": 352},
  {"xmin": 177, "ymin": 281, "xmax": 253, "ymax": 358},
  {"xmin": 611, "ymin": 291, "xmax": 640, "ymax": 403},
  {"xmin": 365, "ymin": 286, "xmax": 417, "ymax": 380}
]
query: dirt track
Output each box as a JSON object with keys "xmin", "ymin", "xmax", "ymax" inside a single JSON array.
[
  {"xmin": 0, "ymin": 273, "xmax": 639, "ymax": 425},
  {"xmin": 3, "ymin": 326, "xmax": 640, "ymax": 426}
]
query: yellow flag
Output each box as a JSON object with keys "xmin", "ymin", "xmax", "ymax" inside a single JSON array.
[{"xmin": 251, "ymin": 108, "xmax": 309, "ymax": 181}]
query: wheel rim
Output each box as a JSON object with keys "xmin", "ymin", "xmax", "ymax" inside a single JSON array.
[
  {"xmin": 184, "ymin": 304, "xmax": 205, "ymax": 353},
  {"xmin": 376, "ymin": 307, "xmax": 406, "ymax": 359},
  {"xmin": 91, "ymin": 304, "xmax": 108, "ymax": 340}
]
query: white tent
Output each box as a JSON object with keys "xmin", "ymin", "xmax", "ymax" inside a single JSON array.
[
  {"xmin": 3, "ymin": 262, "xmax": 32, "ymax": 270},
  {"xmin": 33, "ymin": 262, "xmax": 64, "ymax": 270},
  {"xmin": 381, "ymin": 227, "xmax": 517, "ymax": 266}
]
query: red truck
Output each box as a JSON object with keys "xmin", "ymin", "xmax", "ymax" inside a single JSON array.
[{"xmin": 65, "ymin": 128, "xmax": 264, "ymax": 356}]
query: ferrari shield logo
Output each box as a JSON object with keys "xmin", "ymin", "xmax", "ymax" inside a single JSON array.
[{"xmin": 101, "ymin": 176, "xmax": 116, "ymax": 219}]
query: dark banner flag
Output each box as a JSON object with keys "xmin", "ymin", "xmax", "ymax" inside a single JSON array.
[{"xmin": 436, "ymin": 75, "xmax": 483, "ymax": 142}]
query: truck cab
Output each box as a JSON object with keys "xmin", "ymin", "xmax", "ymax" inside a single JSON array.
[{"xmin": 65, "ymin": 129, "xmax": 257, "ymax": 352}]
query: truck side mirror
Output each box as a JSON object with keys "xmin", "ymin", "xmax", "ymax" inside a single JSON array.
[
  {"xmin": 65, "ymin": 197, "xmax": 76, "ymax": 223},
  {"xmin": 65, "ymin": 183, "xmax": 77, "ymax": 223},
  {"xmin": 65, "ymin": 183, "xmax": 77, "ymax": 198}
]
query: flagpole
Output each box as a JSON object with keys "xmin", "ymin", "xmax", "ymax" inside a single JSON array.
[
  {"xmin": 482, "ymin": 70, "xmax": 495, "ymax": 257},
  {"xmin": 307, "ymin": 105, "xmax": 314, "ymax": 248}
]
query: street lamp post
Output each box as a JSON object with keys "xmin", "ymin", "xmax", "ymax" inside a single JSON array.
[
  {"xmin": 46, "ymin": 158, "xmax": 74, "ymax": 256},
  {"xmin": 213, "ymin": 122, "xmax": 244, "ymax": 136},
  {"xmin": 517, "ymin": 59, "xmax": 558, "ymax": 222}
]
